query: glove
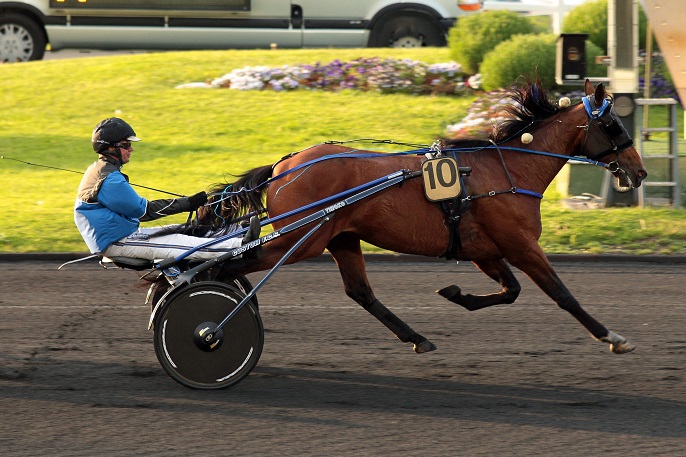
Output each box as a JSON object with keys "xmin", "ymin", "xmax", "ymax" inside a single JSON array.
[{"xmin": 188, "ymin": 191, "xmax": 208, "ymax": 209}]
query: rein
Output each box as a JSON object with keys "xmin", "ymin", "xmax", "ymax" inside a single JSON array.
[
  {"xmin": 1, "ymin": 155, "xmax": 185, "ymax": 197},
  {"xmin": 208, "ymin": 140, "xmax": 613, "ymax": 228},
  {"xmin": 210, "ymin": 94, "xmax": 634, "ymax": 227},
  {"xmin": 210, "ymin": 144, "xmax": 610, "ymax": 202},
  {"xmin": 210, "ymin": 140, "xmax": 613, "ymax": 212}
]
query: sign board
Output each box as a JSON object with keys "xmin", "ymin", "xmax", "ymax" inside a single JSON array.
[{"xmin": 422, "ymin": 158, "xmax": 462, "ymax": 202}]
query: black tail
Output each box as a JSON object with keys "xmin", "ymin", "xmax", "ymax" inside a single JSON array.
[{"xmin": 200, "ymin": 164, "xmax": 274, "ymax": 228}]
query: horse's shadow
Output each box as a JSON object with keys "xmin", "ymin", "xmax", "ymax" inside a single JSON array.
[{"xmin": 2, "ymin": 357, "xmax": 684, "ymax": 439}]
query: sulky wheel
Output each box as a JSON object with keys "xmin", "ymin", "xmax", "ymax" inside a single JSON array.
[{"xmin": 153, "ymin": 281, "xmax": 263, "ymax": 390}]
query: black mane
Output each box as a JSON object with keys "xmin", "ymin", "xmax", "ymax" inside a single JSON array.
[{"xmin": 444, "ymin": 77, "xmax": 560, "ymax": 148}]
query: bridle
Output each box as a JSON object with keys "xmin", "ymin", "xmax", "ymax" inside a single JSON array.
[{"xmin": 577, "ymin": 95, "xmax": 634, "ymax": 163}]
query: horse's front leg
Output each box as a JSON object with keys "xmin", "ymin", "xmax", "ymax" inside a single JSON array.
[
  {"xmin": 327, "ymin": 233, "xmax": 437, "ymax": 354},
  {"xmin": 507, "ymin": 246, "xmax": 635, "ymax": 354},
  {"xmin": 437, "ymin": 259, "xmax": 521, "ymax": 310}
]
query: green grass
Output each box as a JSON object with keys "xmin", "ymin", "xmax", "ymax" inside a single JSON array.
[
  {"xmin": 539, "ymin": 203, "xmax": 686, "ymax": 255},
  {"xmin": 1, "ymin": 48, "xmax": 685, "ymax": 255}
]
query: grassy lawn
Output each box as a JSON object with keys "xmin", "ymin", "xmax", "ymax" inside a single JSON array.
[{"xmin": 1, "ymin": 48, "xmax": 684, "ymax": 254}]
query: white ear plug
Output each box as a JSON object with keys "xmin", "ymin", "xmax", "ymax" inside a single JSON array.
[
  {"xmin": 559, "ymin": 97, "xmax": 571, "ymax": 108},
  {"xmin": 521, "ymin": 133, "xmax": 534, "ymax": 144}
]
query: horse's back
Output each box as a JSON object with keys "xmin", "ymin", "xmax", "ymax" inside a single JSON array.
[{"xmin": 268, "ymin": 144, "xmax": 449, "ymax": 257}]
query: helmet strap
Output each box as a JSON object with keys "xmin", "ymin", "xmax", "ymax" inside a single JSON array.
[{"xmin": 100, "ymin": 147, "xmax": 123, "ymax": 166}]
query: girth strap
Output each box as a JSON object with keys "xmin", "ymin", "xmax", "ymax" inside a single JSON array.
[{"xmin": 439, "ymin": 152, "xmax": 471, "ymax": 260}]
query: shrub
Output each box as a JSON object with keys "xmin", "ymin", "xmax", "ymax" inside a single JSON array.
[
  {"xmin": 480, "ymin": 33, "xmax": 558, "ymax": 90},
  {"xmin": 448, "ymin": 10, "xmax": 535, "ymax": 74},
  {"xmin": 585, "ymin": 40, "xmax": 608, "ymax": 80},
  {"xmin": 562, "ymin": 0, "xmax": 648, "ymax": 53},
  {"xmin": 479, "ymin": 34, "xmax": 607, "ymax": 91}
]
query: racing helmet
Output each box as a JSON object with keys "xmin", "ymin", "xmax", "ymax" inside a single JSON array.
[{"xmin": 92, "ymin": 117, "xmax": 141, "ymax": 152}]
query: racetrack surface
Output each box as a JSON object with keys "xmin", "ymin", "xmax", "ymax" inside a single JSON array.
[{"xmin": 1, "ymin": 258, "xmax": 684, "ymax": 456}]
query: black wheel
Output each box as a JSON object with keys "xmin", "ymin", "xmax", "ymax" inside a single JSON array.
[
  {"xmin": 0, "ymin": 14, "xmax": 46, "ymax": 62},
  {"xmin": 153, "ymin": 281, "xmax": 263, "ymax": 390},
  {"xmin": 369, "ymin": 15, "xmax": 446, "ymax": 48}
]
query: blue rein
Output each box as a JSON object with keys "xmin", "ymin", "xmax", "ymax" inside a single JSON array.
[
  {"xmin": 212, "ymin": 145, "xmax": 609, "ymax": 202},
  {"xmin": 208, "ymin": 94, "xmax": 616, "ymax": 223}
]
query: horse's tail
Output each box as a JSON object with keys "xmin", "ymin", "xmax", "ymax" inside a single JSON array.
[{"xmin": 201, "ymin": 164, "xmax": 274, "ymax": 228}]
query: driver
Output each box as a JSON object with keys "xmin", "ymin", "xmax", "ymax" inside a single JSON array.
[{"xmin": 74, "ymin": 117, "xmax": 260, "ymax": 261}]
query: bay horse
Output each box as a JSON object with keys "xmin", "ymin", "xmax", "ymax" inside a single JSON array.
[{"xmin": 203, "ymin": 78, "xmax": 647, "ymax": 355}]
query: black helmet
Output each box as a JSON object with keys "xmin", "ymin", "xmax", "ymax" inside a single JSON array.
[{"xmin": 92, "ymin": 118, "xmax": 141, "ymax": 152}]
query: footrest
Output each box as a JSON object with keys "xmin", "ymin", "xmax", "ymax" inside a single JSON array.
[{"xmin": 103, "ymin": 256, "xmax": 154, "ymax": 271}]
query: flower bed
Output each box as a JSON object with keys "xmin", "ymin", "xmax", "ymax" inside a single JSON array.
[{"xmin": 177, "ymin": 57, "xmax": 480, "ymax": 95}]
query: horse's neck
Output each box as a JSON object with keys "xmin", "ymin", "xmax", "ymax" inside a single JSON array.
[{"xmin": 507, "ymin": 111, "xmax": 587, "ymax": 193}]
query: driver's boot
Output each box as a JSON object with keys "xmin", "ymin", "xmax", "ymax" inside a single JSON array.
[{"xmin": 241, "ymin": 216, "xmax": 262, "ymax": 260}]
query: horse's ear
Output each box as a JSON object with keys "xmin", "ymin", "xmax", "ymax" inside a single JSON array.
[
  {"xmin": 584, "ymin": 79, "xmax": 594, "ymax": 96},
  {"xmin": 594, "ymin": 82, "xmax": 606, "ymax": 105}
]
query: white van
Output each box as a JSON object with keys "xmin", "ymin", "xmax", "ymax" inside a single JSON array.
[{"xmin": 0, "ymin": 0, "xmax": 484, "ymax": 62}]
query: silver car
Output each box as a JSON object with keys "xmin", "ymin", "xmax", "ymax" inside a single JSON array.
[{"xmin": 0, "ymin": 0, "xmax": 484, "ymax": 62}]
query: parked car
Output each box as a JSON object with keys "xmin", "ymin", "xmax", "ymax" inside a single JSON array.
[{"xmin": 0, "ymin": 0, "xmax": 485, "ymax": 62}]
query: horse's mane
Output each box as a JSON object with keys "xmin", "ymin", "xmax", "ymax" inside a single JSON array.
[{"xmin": 444, "ymin": 76, "xmax": 560, "ymax": 148}]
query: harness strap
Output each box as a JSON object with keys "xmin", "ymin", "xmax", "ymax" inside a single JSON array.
[
  {"xmin": 445, "ymin": 146, "xmax": 609, "ymax": 168},
  {"xmin": 438, "ymin": 152, "xmax": 470, "ymax": 260},
  {"xmin": 490, "ymin": 140, "xmax": 517, "ymax": 192},
  {"xmin": 210, "ymin": 150, "xmax": 426, "ymax": 200}
]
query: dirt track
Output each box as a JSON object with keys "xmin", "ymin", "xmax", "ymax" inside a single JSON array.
[{"xmin": 1, "ymin": 257, "xmax": 685, "ymax": 456}]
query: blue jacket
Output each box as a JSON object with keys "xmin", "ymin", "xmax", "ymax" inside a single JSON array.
[
  {"xmin": 74, "ymin": 162, "xmax": 146, "ymax": 253},
  {"xmin": 74, "ymin": 158, "xmax": 193, "ymax": 253}
]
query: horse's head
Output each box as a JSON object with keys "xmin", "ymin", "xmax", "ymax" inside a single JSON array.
[{"xmin": 578, "ymin": 80, "xmax": 647, "ymax": 192}]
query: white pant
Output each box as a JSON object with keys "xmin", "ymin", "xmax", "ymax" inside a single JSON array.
[{"xmin": 103, "ymin": 227, "xmax": 242, "ymax": 261}]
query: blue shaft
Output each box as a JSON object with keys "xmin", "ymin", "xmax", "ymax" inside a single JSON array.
[
  {"xmin": 158, "ymin": 170, "xmax": 410, "ymax": 267},
  {"xmin": 214, "ymin": 216, "xmax": 330, "ymax": 333}
]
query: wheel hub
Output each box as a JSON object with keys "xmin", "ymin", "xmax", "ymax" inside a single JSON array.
[
  {"xmin": 391, "ymin": 36, "xmax": 424, "ymax": 48},
  {"xmin": 0, "ymin": 24, "xmax": 33, "ymax": 62},
  {"xmin": 193, "ymin": 322, "xmax": 224, "ymax": 352}
]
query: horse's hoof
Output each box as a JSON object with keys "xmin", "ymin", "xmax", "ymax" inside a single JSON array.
[
  {"xmin": 610, "ymin": 340, "xmax": 636, "ymax": 354},
  {"xmin": 437, "ymin": 285, "xmax": 461, "ymax": 302},
  {"xmin": 413, "ymin": 340, "xmax": 438, "ymax": 354},
  {"xmin": 601, "ymin": 330, "xmax": 636, "ymax": 354}
]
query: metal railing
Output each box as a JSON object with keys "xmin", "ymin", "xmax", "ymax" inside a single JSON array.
[{"xmin": 636, "ymin": 98, "xmax": 681, "ymax": 208}]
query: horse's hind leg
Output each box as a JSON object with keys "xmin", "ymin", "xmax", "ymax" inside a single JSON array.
[
  {"xmin": 437, "ymin": 259, "xmax": 521, "ymax": 311},
  {"xmin": 508, "ymin": 247, "xmax": 635, "ymax": 354},
  {"xmin": 327, "ymin": 233, "xmax": 437, "ymax": 354}
]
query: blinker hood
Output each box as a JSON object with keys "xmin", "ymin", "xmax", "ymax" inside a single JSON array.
[{"xmin": 582, "ymin": 96, "xmax": 633, "ymax": 161}]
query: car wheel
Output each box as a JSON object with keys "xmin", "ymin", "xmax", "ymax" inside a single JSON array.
[
  {"xmin": 369, "ymin": 15, "xmax": 446, "ymax": 48},
  {"xmin": 0, "ymin": 14, "xmax": 46, "ymax": 62}
]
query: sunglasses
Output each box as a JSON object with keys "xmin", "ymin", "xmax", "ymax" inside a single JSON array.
[{"xmin": 115, "ymin": 142, "xmax": 133, "ymax": 150}]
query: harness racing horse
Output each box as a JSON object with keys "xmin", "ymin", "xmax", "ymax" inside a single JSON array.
[{"xmin": 205, "ymin": 78, "xmax": 647, "ymax": 356}]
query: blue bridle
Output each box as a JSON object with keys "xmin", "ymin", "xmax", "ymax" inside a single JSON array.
[{"xmin": 582, "ymin": 95, "xmax": 611, "ymax": 119}]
